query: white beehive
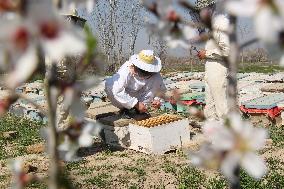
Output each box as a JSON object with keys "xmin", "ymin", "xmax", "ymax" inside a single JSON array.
[{"xmin": 128, "ymin": 114, "xmax": 191, "ymax": 154}]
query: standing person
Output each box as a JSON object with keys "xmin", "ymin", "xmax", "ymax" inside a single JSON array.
[
  {"xmin": 198, "ymin": 14, "xmax": 230, "ymax": 120},
  {"xmin": 105, "ymin": 50, "xmax": 167, "ymax": 120}
]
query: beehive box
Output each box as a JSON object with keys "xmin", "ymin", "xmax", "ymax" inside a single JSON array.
[
  {"xmin": 128, "ymin": 114, "xmax": 191, "ymax": 154},
  {"xmin": 243, "ymin": 93, "xmax": 284, "ymax": 109},
  {"xmin": 95, "ymin": 113, "xmax": 133, "ymax": 148}
]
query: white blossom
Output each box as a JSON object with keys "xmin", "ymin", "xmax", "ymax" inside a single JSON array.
[
  {"xmin": 165, "ymin": 36, "xmax": 191, "ymax": 49},
  {"xmin": 225, "ymin": 0, "xmax": 284, "ymax": 43},
  {"xmin": 5, "ymin": 46, "xmax": 38, "ymax": 89},
  {"xmin": 193, "ymin": 113, "xmax": 268, "ymax": 181},
  {"xmin": 191, "ymin": 143, "xmax": 224, "ymax": 170},
  {"xmin": 61, "ymin": 77, "xmax": 101, "ymax": 121},
  {"xmin": 0, "ymin": 0, "xmax": 86, "ymax": 88},
  {"xmin": 57, "ymin": 121, "xmax": 103, "ymax": 161},
  {"xmin": 225, "ymin": 0, "xmax": 284, "ymax": 64},
  {"xmin": 10, "ymin": 159, "xmax": 30, "ymax": 189},
  {"xmin": 62, "ymin": 87, "xmax": 86, "ymax": 121}
]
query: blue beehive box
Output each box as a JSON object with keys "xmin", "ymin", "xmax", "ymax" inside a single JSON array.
[
  {"xmin": 160, "ymin": 102, "xmax": 177, "ymax": 111},
  {"xmin": 177, "ymin": 104, "xmax": 188, "ymax": 113},
  {"xmin": 189, "ymin": 82, "xmax": 205, "ymax": 92},
  {"xmin": 26, "ymin": 110, "xmax": 43, "ymax": 122},
  {"xmin": 180, "ymin": 92, "xmax": 205, "ymax": 101},
  {"xmin": 237, "ymin": 73, "xmax": 249, "ymax": 80},
  {"xmin": 242, "ymin": 93, "xmax": 284, "ymax": 109}
]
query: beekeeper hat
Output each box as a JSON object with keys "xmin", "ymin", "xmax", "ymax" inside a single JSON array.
[
  {"xmin": 130, "ymin": 50, "xmax": 162, "ymax": 73},
  {"xmin": 194, "ymin": 0, "xmax": 215, "ymax": 10}
]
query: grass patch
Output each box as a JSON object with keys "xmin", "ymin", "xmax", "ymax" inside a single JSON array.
[
  {"xmin": 161, "ymin": 63, "xmax": 204, "ymax": 73},
  {"xmin": 0, "ymin": 109, "xmax": 283, "ymax": 188},
  {"xmin": 26, "ymin": 180, "xmax": 48, "ymax": 189},
  {"xmin": 161, "ymin": 62, "xmax": 284, "ymax": 74},
  {"xmin": 85, "ymin": 173, "xmax": 111, "ymax": 188},
  {"xmin": 65, "ymin": 159, "xmax": 87, "ymax": 171},
  {"xmin": 93, "ymin": 164, "xmax": 117, "ymax": 171},
  {"xmin": 177, "ymin": 166, "xmax": 206, "ymax": 189},
  {"xmin": 240, "ymin": 170, "xmax": 263, "ymax": 189},
  {"xmin": 136, "ymin": 158, "xmax": 148, "ymax": 166},
  {"xmin": 118, "ymin": 152, "xmax": 128, "ymax": 157},
  {"xmin": 100, "ymin": 147, "xmax": 113, "ymax": 157},
  {"xmin": 0, "ymin": 174, "xmax": 8, "ymax": 182},
  {"xmin": 29, "ymin": 73, "xmax": 44, "ymax": 83},
  {"xmin": 0, "ymin": 114, "xmax": 46, "ymax": 159},
  {"xmin": 239, "ymin": 157, "xmax": 284, "ymax": 189},
  {"xmin": 269, "ymin": 126, "xmax": 284, "ymax": 147},
  {"xmin": 162, "ymin": 161, "xmax": 177, "ymax": 174},
  {"xmin": 206, "ymin": 177, "xmax": 227, "ymax": 189},
  {"xmin": 77, "ymin": 168, "xmax": 94, "ymax": 175},
  {"xmin": 238, "ymin": 63, "xmax": 284, "ymax": 73},
  {"xmin": 124, "ymin": 165, "xmax": 146, "ymax": 177}
]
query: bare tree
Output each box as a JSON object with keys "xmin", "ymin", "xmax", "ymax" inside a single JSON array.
[
  {"xmin": 90, "ymin": 0, "xmax": 143, "ymax": 73},
  {"xmin": 242, "ymin": 48, "xmax": 269, "ymax": 63},
  {"xmin": 148, "ymin": 33, "xmax": 168, "ymax": 62}
]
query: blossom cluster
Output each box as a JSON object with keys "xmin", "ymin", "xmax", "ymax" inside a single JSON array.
[
  {"xmin": 142, "ymin": 0, "xmax": 284, "ymax": 66},
  {"xmin": 140, "ymin": 0, "xmax": 275, "ymax": 184},
  {"xmin": 0, "ymin": 0, "xmax": 102, "ymax": 187},
  {"xmin": 225, "ymin": 0, "xmax": 284, "ymax": 65},
  {"xmin": 191, "ymin": 113, "xmax": 268, "ymax": 182}
]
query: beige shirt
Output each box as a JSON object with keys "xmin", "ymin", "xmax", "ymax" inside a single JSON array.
[{"xmin": 205, "ymin": 14, "xmax": 230, "ymax": 59}]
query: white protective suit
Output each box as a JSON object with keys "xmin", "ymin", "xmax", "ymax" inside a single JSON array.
[
  {"xmin": 105, "ymin": 61, "xmax": 166, "ymax": 109},
  {"xmin": 204, "ymin": 14, "xmax": 230, "ymax": 120}
]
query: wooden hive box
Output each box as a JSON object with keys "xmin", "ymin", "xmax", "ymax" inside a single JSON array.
[
  {"xmin": 128, "ymin": 114, "xmax": 191, "ymax": 154},
  {"xmin": 96, "ymin": 113, "xmax": 134, "ymax": 148}
]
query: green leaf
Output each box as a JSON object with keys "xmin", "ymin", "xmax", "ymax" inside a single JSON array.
[{"xmin": 83, "ymin": 25, "xmax": 97, "ymax": 65}]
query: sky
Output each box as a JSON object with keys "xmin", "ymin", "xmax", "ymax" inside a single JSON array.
[
  {"xmin": 132, "ymin": 16, "xmax": 258, "ymax": 57},
  {"xmin": 79, "ymin": 1, "xmax": 260, "ymax": 57}
]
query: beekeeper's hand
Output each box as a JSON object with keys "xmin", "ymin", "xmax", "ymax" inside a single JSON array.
[
  {"xmin": 169, "ymin": 97, "xmax": 177, "ymax": 105},
  {"xmin": 198, "ymin": 49, "xmax": 206, "ymax": 60},
  {"xmin": 152, "ymin": 100, "xmax": 161, "ymax": 109},
  {"xmin": 135, "ymin": 102, "xmax": 147, "ymax": 113},
  {"xmin": 169, "ymin": 89, "xmax": 180, "ymax": 105}
]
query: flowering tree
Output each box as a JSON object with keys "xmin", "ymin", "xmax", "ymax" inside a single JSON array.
[
  {"xmin": 0, "ymin": 0, "xmax": 281, "ymax": 188},
  {"xmin": 140, "ymin": 0, "xmax": 279, "ymax": 188},
  {"xmin": 0, "ymin": 0, "xmax": 102, "ymax": 188}
]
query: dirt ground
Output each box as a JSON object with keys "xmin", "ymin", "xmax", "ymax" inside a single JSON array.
[{"xmin": 0, "ymin": 105, "xmax": 284, "ymax": 189}]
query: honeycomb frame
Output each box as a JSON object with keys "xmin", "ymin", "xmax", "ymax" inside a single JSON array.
[{"xmin": 135, "ymin": 114, "xmax": 182, "ymax": 128}]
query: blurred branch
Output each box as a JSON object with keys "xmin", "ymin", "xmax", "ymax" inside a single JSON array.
[
  {"xmin": 52, "ymin": 0, "xmax": 62, "ymax": 9},
  {"xmin": 240, "ymin": 38, "xmax": 259, "ymax": 49},
  {"xmin": 230, "ymin": 166, "xmax": 241, "ymax": 189},
  {"xmin": 46, "ymin": 64, "xmax": 60, "ymax": 189},
  {"xmin": 227, "ymin": 15, "xmax": 239, "ymax": 113},
  {"xmin": 179, "ymin": 0, "xmax": 196, "ymax": 11}
]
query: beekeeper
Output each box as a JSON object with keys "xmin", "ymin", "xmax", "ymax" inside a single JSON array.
[
  {"xmin": 105, "ymin": 50, "xmax": 166, "ymax": 118},
  {"xmin": 198, "ymin": 14, "xmax": 230, "ymax": 120}
]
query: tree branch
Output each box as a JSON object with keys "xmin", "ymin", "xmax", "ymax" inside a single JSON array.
[
  {"xmin": 46, "ymin": 64, "xmax": 60, "ymax": 189},
  {"xmin": 227, "ymin": 15, "xmax": 239, "ymax": 112},
  {"xmin": 240, "ymin": 38, "xmax": 259, "ymax": 49}
]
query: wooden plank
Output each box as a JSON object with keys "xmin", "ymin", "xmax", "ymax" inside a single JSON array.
[
  {"xmin": 261, "ymin": 83, "xmax": 284, "ymax": 93},
  {"xmin": 97, "ymin": 113, "xmax": 146, "ymax": 127}
]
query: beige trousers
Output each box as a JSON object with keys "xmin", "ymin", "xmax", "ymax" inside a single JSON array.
[
  {"xmin": 57, "ymin": 57, "xmax": 77, "ymax": 129},
  {"xmin": 204, "ymin": 61, "xmax": 229, "ymax": 120},
  {"xmin": 45, "ymin": 56, "xmax": 78, "ymax": 130}
]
